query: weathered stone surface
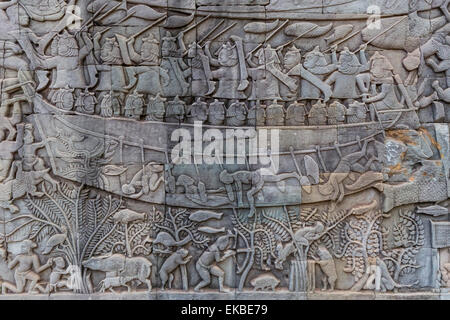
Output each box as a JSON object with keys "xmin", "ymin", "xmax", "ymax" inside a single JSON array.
[{"xmin": 0, "ymin": 0, "xmax": 448, "ymax": 300}]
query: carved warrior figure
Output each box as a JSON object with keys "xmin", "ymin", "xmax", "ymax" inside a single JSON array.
[
  {"xmin": 226, "ymin": 100, "xmax": 247, "ymax": 127},
  {"xmin": 247, "ymin": 44, "xmax": 296, "ymax": 102},
  {"xmin": 285, "ymin": 101, "xmax": 307, "ymax": 126},
  {"xmin": 1, "ymin": 240, "xmax": 53, "ymax": 294},
  {"xmin": 363, "ymin": 51, "xmax": 420, "ymax": 129},
  {"xmin": 187, "ymin": 42, "xmax": 216, "ymax": 96},
  {"xmin": 194, "ymin": 231, "xmax": 235, "ymax": 292},
  {"xmin": 125, "ymin": 34, "xmax": 169, "ymax": 97},
  {"xmin": 205, "ymin": 36, "xmax": 248, "ymax": 100},
  {"xmin": 208, "ymin": 99, "xmax": 226, "ymax": 125},
  {"xmin": 326, "ymin": 46, "xmax": 370, "ymax": 101},
  {"xmin": 186, "ymin": 98, "xmax": 208, "ymax": 124},
  {"xmin": 35, "ymin": 30, "xmax": 91, "ymax": 96},
  {"xmin": 146, "ymin": 94, "xmax": 166, "ymax": 122},
  {"xmin": 285, "ymin": 45, "xmax": 333, "ymax": 102},
  {"xmin": 160, "ymin": 31, "xmax": 190, "ymax": 97}
]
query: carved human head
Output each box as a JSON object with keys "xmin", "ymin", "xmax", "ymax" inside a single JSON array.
[
  {"xmin": 304, "ymin": 46, "xmax": 327, "ymax": 69},
  {"xmin": 218, "ymin": 42, "xmax": 238, "ymax": 66},
  {"xmin": 284, "ymin": 45, "xmax": 301, "ymax": 70}
]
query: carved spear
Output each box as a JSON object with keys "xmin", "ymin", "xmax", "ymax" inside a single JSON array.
[
  {"xmin": 352, "ymin": 15, "xmax": 408, "ymax": 54},
  {"xmin": 126, "ymin": 15, "xmax": 167, "ymax": 43},
  {"xmin": 247, "ymin": 19, "xmax": 290, "ymax": 58},
  {"xmin": 276, "ymin": 25, "xmax": 318, "ymax": 51}
]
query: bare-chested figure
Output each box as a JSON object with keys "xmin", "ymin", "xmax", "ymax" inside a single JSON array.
[
  {"xmin": 219, "ymin": 169, "xmax": 301, "ymax": 217},
  {"xmin": 319, "ymin": 138, "xmax": 378, "ymax": 203},
  {"xmin": 194, "ymin": 231, "xmax": 235, "ymax": 293},
  {"xmin": 0, "ymin": 123, "xmax": 24, "ymax": 182},
  {"xmin": 1, "ymin": 240, "xmax": 53, "ymax": 294}
]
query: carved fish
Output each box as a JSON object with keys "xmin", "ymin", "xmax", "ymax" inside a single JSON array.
[
  {"xmin": 198, "ymin": 226, "xmax": 226, "ymax": 234},
  {"xmin": 416, "ymin": 205, "xmax": 448, "ymax": 217},
  {"xmin": 244, "ymin": 19, "xmax": 279, "ymax": 34},
  {"xmin": 163, "ymin": 13, "xmax": 195, "ymax": 29},
  {"xmin": 325, "ymin": 24, "xmax": 353, "ymax": 44},
  {"xmin": 189, "ymin": 210, "xmax": 223, "ymax": 222},
  {"xmin": 113, "ymin": 209, "xmax": 146, "ymax": 224},
  {"xmin": 284, "ymin": 22, "xmax": 333, "ymax": 38}
]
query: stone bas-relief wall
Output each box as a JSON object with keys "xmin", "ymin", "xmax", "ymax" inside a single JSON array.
[{"xmin": 0, "ymin": 0, "xmax": 448, "ymax": 299}]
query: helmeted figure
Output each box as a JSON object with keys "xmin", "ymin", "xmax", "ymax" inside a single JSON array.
[
  {"xmin": 208, "ymin": 99, "xmax": 226, "ymax": 125},
  {"xmin": 187, "ymin": 42, "xmax": 215, "ymax": 97},
  {"xmin": 247, "ymin": 44, "xmax": 296, "ymax": 102},
  {"xmin": 363, "ymin": 51, "xmax": 420, "ymax": 129},
  {"xmin": 124, "ymin": 91, "xmax": 145, "ymax": 120},
  {"xmin": 286, "ymin": 101, "xmax": 307, "ymax": 126},
  {"xmin": 301, "ymin": 46, "xmax": 337, "ymax": 101},
  {"xmin": 265, "ymin": 99, "xmax": 285, "ymax": 126},
  {"xmin": 205, "ymin": 36, "xmax": 248, "ymax": 100},
  {"xmin": 326, "ymin": 46, "xmax": 370, "ymax": 101},
  {"xmin": 327, "ymin": 101, "xmax": 347, "ymax": 125},
  {"xmin": 94, "ymin": 34, "xmax": 130, "ymax": 103},
  {"xmin": 160, "ymin": 31, "xmax": 190, "ymax": 97},
  {"xmin": 146, "ymin": 94, "xmax": 166, "ymax": 122},
  {"xmin": 226, "ymin": 100, "xmax": 247, "ymax": 127},
  {"xmin": 125, "ymin": 33, "xmax": 170, "ymax": 97},
  {"xmin": 166, "ymin": 96, "xmax": 186, "ymax": 123},
  {"xmin": 308, "ymin": 99, "xmax": 327, "ymax": 126},
  {"xmin": 187, "ymin": 97, "xmax": 208, "ymax": 124},
  {"xmin": 285, "ymin": 45, "xmax": 333, "ymax": 103},
  {"xmin": 37, "ymin": 30, "xmax": 90, "ymax": 96}
]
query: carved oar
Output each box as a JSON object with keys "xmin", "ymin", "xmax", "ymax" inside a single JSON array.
[
  {"xmin": 276, "ymin": 25, "xmax": 319, "ymax": 51},
  {"xmin": 352, "ymin": 15, "xmax": 408, "ymax": 54},
  {"xmin": 126, "ymin": 15, "xmax": 167, "ymax": 43},
  {"xmin": 247, "ymin": 19, "xmax": 290, "ymax": 57}
]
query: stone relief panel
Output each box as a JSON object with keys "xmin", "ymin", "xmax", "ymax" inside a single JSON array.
[{"xmin": 0, "ymin": 0, "xmax": 448, "ymax": 298}]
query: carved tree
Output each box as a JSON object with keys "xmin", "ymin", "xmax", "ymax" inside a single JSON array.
[
  {"xmin": 154, "ymin": 208, "xmax": 209, "ymax": 290},
  {"xmin": 3, "ymin": 182, "xmax": 122, "ymax": 293},
  {"xmin": 335, "ymin": 209, "xmax": 388, "ymax": 290},
  {"xmin": 382, "ymin": 210, "xmax": 424, "ymax": 281}
]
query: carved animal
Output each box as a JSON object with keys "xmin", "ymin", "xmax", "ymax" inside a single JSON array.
[
  {"xmin": 284, "ymin": 22, "xmax": 333, "ymax": 38},
  {"xmin": 163, "ymin": 13, "xmax": 195, "ymax": 29},
  {"xmin": 113, "ymin": 209, "xmax": 146, "ymax": 224},
  {"xmin": 315, "ymin": 246, "xmax": 337, "ymax": 291},
  {"xmin": 198, "ymin": 227, "xmax": 226, "ymax": 234},
  {"xmin": 42, "ymin": 227, "xmax": 67, "ymax": 255},
  {"xmin": 244, "ymin": 20, "xmax": 279, "ymax": 34},
  {"xmin": 98, "ymin": 276, "xmax": 135, "ymax": 293},
  {"xmin": 274, "ymin": 242, "xmax": 296, "ymax": 270},
  {"xmin": 0, "ymin": 163, "xmax": 59, "ymax": 213},
  {"xmin": 153, "ymin": 232, "xmax": 191, "ymax": 248},
  {"xmin": 82, "ymin": 254, "xmax": 152, "ymax": 291},
  {"xmin": 325, "ymin": 24, "xmax": 353, "ymax": 44},
  {"xmin": 189, "ymin": 210, "xmax": 223, "ymax": 222},
  {"xmin": 159, "ymin": 248, "xmax": 192, "ymax": 290},
  {"xmin": 250, "ymin": 274, "xmax": 280, "ymax": 291}
]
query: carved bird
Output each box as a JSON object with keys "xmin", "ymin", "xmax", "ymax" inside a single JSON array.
[{"xmin": 42, "ymin": 226, "xmax": 67, "ymax": 255}]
